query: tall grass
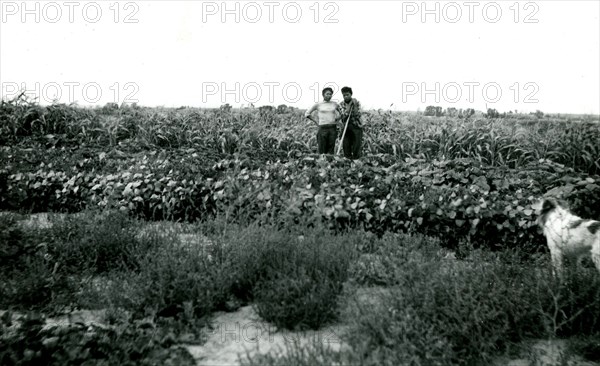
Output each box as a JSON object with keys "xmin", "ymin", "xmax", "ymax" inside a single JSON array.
[{"xmin": 2, "ymin": 98, "xmax": 598, "ymax": 174}]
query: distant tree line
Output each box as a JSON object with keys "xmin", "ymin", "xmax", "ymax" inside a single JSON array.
[
  {"xmin": 216, "ymin": 103, "xmax": 547, "ymax": 120},
  {"xmin": 424, "ymin": 106, "xmax": 546, "ymax": 119},
  {"xmin": 425, "ymin": 106, "xmax": 476, "ymax": 119}
]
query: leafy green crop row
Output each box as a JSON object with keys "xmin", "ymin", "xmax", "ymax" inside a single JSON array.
[{"xmin": 2, "ymin": 154, "xmax": 598, "ymax": 250}]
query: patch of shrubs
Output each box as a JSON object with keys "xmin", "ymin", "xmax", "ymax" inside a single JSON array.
[
  {"xmin": 254, "ymin": 268, "xmax": 343, "ymax": 330},
  {"xmin": 0, "ymin": 213, "xmax": 73, "ymax": 310},
  {"xmin": 0, "ymin": 312, "xmax": 195, "ymax": 366},
  {"xmin": 240, "ymin": 341, "xmax": 348, "ymax": 366},
  {"xmin": 44, "ymin": 210, "xmax": 149, "ymax": 274},
  {"xmin": 218, "ymin": 220, "xmax": 359, "ymax": 330},
  {"xmin": 342, "ymin": 235, "xmax": 600, "ymax": 365},
  {"xmin": 120, "ymin": 242, "xmax": 226, "ymax": 320},
  {"xmin": 349, "ymin": 232, "xmax": 445, "ymax": 286},
  {"xmin": 568, "ymin": 334, "xmax": 600, "ymax": 362},
  {"xmin": 0, "ymin": 213, "xmax": 29, "ymax": 273},
  {"xmin": 0, "ymin": 210, "xmax": 162, "ymax": 311},
  {"xmin": 538, "ymin": 265, "xmax": 600, "ymax": 338}
]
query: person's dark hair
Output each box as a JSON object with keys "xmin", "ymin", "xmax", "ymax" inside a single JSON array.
[
  {"xmin": 341, "ymin": 86, "xmax": 353, "ymax": 95},
  {"xmin": 322, "ymin": 87, "xmax": 334, "ymax": 96}
]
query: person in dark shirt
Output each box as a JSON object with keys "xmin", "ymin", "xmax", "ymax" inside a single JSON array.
[{"xmin": 339, "ymin": 86, "xmax": 363, "ymax": 159}]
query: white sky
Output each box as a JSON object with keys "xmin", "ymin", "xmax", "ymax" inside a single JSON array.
[{"xmin": 1, "ymin": 0, "xmax": 599, "ymax": 114}]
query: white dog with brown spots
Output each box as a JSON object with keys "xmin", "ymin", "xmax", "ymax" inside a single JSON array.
[{"xmin": 536, "ymin": 198, "xmax": 600, "ymax": 277}]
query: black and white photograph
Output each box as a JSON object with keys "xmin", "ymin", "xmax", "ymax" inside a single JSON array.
[{"xmin": 1, "ymin": 1, "xmax": 599, "ymax": 365}]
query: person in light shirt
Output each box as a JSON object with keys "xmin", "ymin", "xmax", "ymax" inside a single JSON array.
[{"xmin": 304, "ymin": 87, "xmax": 342, "ymax": 155}]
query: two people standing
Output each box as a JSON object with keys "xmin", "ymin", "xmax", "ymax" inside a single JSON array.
[{"xmin": 304, "ymin": 86, "xmax": 363, "ymax": 159}]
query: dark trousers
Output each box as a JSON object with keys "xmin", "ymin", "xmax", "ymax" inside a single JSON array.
[
  {"xmin": 317, "ymin": 125, "xmax": 337, "ymax": 155},
  {"xmin": 342, "ymin": 124, "xmax": 363, "ymax": 159}
]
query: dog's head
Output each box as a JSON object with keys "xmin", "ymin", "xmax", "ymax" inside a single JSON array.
[{"xmin": 534, "ymin": 197, "xmax": 567, "ymax": 226}]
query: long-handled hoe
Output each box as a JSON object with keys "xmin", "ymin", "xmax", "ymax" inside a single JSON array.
[{"xmin": 336, "ymin": 111, "xmax": 352, "ymax": 156}]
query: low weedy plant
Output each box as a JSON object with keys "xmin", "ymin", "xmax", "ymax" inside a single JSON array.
[
  {"xmin": 567, "ymin": 334, "xmax": 600, "ymax": 362},
  {"xmin": 0, "ymin": 213, "xmax": 29, "ymax": 274},
  {"xmin": 535, "ymin": 263, "xmax": 600, "ymax": 339},
  {"xmin": 44, "ymin": 209, "xmax": 150, "ymax": 274},
  {"xmin": 117, "ymin": 239, "xmax": 226, "ymax": 320},
  {"xmin": 0, "ymin": 312, "xmax": 196, "ymax": 366},
  {"xmin": 216, "ymin": 218, "xmax": 360, "ymax": 330},
  {"xmin": 343, "ymin": 234, "xmax": 600, "ymax": 365},
  {"xmin": 348, "ymin": 253, "xmax": 391, "ymax": 286},
  {"xmin": 340, "ymin": 234, "xmax": 552, "ymax": 365},
  {"xmin": 1, "ymin": 209, "xmax": 204, "ymax": 313},
  {"xmin": 348, "ymin": 232, "xmax": 445, "ymax": 286},
  {"xmin": 99, "ymin": 215, "xmax": 361, "ymax": 328},
  {"xmin": 60, "ymin": 216, "xmax": 228, "ymax": 320},
  {"xmin": 253, "ymin": 268, "xmax": 343, "ymax": 331},
  {"xmin": 239, "ymin": 340, "xmax": 348, "ymax": 366},
  {"xmin": 0, "ymin": 213, "xmax": 74, "ymax": 310}
]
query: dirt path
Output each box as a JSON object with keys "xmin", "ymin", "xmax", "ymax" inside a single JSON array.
[{"xmin": 185, "ymin": 305, "xmax": 349, "ymax": 365}]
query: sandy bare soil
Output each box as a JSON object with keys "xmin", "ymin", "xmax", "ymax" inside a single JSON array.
[{"xmin": 185, "ymin": 305, "xmax": 349, "ymax": 365}]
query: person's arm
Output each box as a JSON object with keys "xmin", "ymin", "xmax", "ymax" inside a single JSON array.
[
  {"xmin": 305, "ymin": 103, "xmax": 319, "ymax": 126},
  {"xmin": 335, "ymin": 103, "xmax": 345, "ymax": 136},
  {"xmin": 335, "ymin": 103, "xmax": 343, "ymax": 123},
  {"xmin": 339, "ymin": 102, "xmax": 347, "ymax": 120}
]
